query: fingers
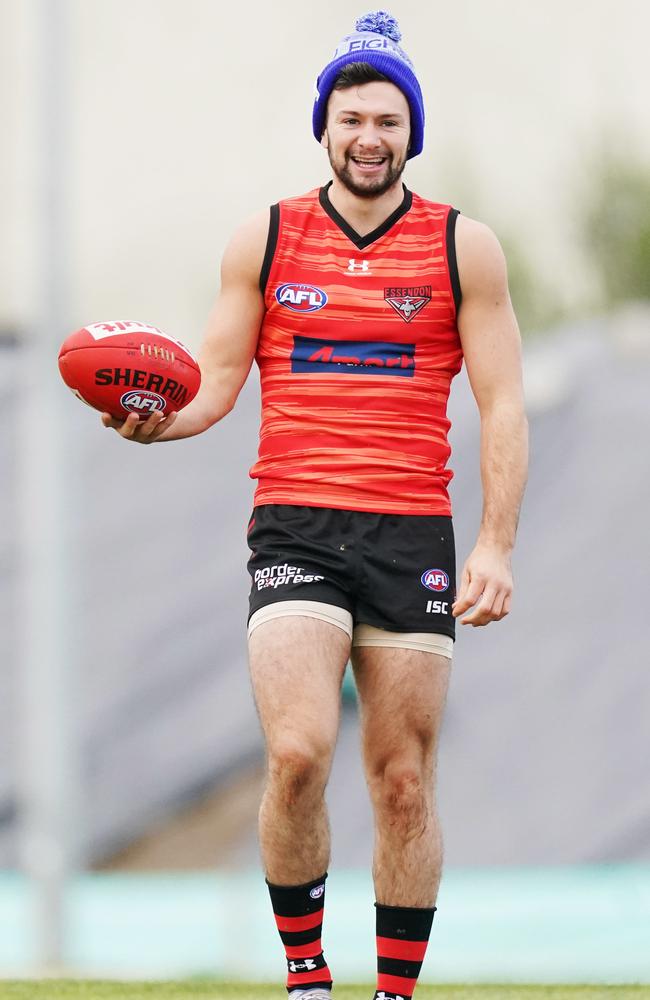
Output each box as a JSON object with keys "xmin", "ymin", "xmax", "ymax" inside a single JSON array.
[
  {"xmin": 491, "ymin": 590, "xmax": 508, "ymax": 620},
  {"xmin": 451, "ymin": 564, "xmax": 472, "ymax": 616},
  {"xmin": 101, "ymin": 410, "xmax": 177, "ymax": 443},
  {"xmin": 452, "ymin": 575, "xmax": 483, "ymax": 619},
  {"xmin": 101, "ymin": 412, "xmax": 124, "ymax": 429},
  {"xmin": 459, "ymin": 586, "xmax": 497, "ymax": 627},
  {"xmin": 101, "ymin": 411, "xmax": 138, "ymax": 435},
  {"xmin": 460, "ymin": 588, "xmax": 511, "ymax": 626},
  {"xmin": 452, "ymin": 572, "xmax": 512, "ymax": 627},
  {"xmin": 138, "ymin": 410, "xmax": 177, "ymax": 440}
]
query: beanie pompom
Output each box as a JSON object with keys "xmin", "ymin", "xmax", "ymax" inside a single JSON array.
[{"xmin": 355, "ymin": 10, "xmax": 402, "ymax": 43}]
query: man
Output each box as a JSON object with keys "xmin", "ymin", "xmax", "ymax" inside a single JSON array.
[{"xmin": 104, "ymin": 11, "xmax": 528, "ymax": 1000}]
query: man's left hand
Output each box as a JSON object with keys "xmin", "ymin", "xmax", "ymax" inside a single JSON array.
[{"xmin": 452, "ymin": 542, "xmax": 513, "ymax": 626}]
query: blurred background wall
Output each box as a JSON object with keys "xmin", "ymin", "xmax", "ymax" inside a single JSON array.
[
  {"xmin": 2, "ymin": 0, "xmax": 650, "ymax": 345},
  {"xmin": 1, "ymin": 0, "xmax": 649, "ymax": 983}
]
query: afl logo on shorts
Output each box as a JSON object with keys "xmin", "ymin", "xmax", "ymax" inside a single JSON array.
[
  {"xmin": 276, "ymin": 283, "xmax": 328, "ymax": 312},
  {"xmin": 421, "ymin": 569, "xmax": 449, "ymax": 592}
]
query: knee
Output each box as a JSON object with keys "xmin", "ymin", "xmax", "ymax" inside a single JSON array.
[
  {"xmin": 266, "ymin": 741, "xmax": 329, "ymax": 806},
  {"xmin": 369, "ymin": 760, "xmax": 431, "ymax": 836}
]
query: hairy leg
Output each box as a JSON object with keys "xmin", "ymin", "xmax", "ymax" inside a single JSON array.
[
  {"xmin": 352, "ymin": 644, "xmax": 451, "ymax": 906},
  {"xmin": 249, "ymin": 615, "xmax": 351, "ymax": 885}
]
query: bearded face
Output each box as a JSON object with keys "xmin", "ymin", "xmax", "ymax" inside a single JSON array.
[{"xmin": 323, "ymin": 81, "xmax": 411, "ymax": 199}]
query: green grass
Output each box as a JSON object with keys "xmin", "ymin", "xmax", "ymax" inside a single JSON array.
[{"xmin": 0, "ymin": 985, "xmax": 649, "ymax": 1000}]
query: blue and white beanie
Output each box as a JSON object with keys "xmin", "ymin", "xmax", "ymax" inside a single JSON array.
[{"xmin": 312, "ymin": 10, "xmax": 425, "ymax": 159}]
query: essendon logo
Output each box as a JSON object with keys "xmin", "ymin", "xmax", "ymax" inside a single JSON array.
[
  {"xmin": 291, "ymin": 335, "xmax": 415, "ymax": 377},
  {"xmin": 384, "ymin": 285, "xmax": 432, "ymax": 323},
  {"xmin": 276, "ymin": 283, "xmax": 328, "ymax": 312}
]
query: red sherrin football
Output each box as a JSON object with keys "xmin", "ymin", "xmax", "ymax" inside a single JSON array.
[{"xmin": 58, "ymin": 320, "xmax": 201, "ymax": 420}]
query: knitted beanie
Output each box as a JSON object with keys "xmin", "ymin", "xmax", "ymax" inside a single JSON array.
[{"xmin": 312, "ymin": 10, "xmax": 425, "ymax": 159}]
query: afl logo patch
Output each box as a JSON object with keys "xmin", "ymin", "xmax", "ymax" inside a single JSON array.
[
  {"xmin": 276, "ymin": 283, "xmax": 328, "ymax": 312},
  {"xmin": 421, "ymin": 569, "xmax": 449, "ymax": 592},
  {"xmin": 310, "ymin": 884, "xmax": 325, "ymax": 899},
  {"xmin": 120, "ymin": 389, "xmax": 167, "ymax": 414}
]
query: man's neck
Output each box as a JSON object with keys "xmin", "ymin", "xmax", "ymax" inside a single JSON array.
[{"xmin": 326, "ymin": 178, "xmax": 406, "ymax": 237}]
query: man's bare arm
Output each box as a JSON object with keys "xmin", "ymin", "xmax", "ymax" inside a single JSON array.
[
  {"xmin": 452, "ymin": 216, "xmax": 529, "ymax": 627},
  {"xmin": 102, "ymin": 209, "xmax": 269, "ymax": 443}
]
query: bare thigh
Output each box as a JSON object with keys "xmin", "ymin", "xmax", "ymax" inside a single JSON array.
[
  {"xmin": 248, "ymin": 615, "xmax": 351, "ymax": 760},
  {"xmin": 351, "ymin": 644, "xmax": 452, "ymax": 777}
]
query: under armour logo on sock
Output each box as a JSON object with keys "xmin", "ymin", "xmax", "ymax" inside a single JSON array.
[{"xmin": 289, "ymin": 958, "xmax": 318, "ymax": 972}]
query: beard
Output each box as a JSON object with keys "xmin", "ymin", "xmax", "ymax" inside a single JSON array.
[{"xmin": 327, "ymin": 142, "xmax": 407, "ymax": 199}]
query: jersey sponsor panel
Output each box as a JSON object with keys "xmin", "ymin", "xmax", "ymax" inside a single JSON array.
[{"xmin": 290, "ymin": 335, "xmax": 416, "ymax": 377}]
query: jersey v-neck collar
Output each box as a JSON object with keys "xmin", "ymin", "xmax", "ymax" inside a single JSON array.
[{"xmin": 318, "ymin": 181, "xmax": 413, "ymax": 250}]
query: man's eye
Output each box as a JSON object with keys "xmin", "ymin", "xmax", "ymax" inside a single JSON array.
[
  {"xmin": 382, "ymin": 121, "xmax": 398, "ymax": 127},
  {"xmin": 343, "ymin": 118, "xmax": 359, "ymax": 125}
]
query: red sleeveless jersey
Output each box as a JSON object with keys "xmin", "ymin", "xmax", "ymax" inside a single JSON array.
[{"xmin": 249, "ymin": 184, "xmax": 463, "ymax": 515}]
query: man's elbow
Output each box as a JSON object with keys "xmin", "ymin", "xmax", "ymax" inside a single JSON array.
[
  {"xmin": 479, "ymin": 391, "xmax": 527, "ymax": 424},
  {"xmin": 197, "ymin": 366, "xmax": 246, "ymax": 426}
]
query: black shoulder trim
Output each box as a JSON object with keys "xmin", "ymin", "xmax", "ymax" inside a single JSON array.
[
  {"xmin": 446, "ymin": 207, "xmax": 462, "ymax": 315},
  {"xmin": 259, "ymin": 203, "xmax": 280, "ymax": 295},
  {"xmin": 319, "ymin": 182, "xmax": 412, "ymax": 250}
]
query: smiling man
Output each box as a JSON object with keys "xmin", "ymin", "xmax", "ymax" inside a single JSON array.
[
  {"xmin": 323, "ymin": 66, "xmax": 410, "ymax": 198},
  {"xmin": 103, "ymin": 10, "xmax": 528, "ymax": 1000}
]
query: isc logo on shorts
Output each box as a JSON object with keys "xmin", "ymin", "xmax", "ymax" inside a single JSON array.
[
  {"xmin": 421, "ymin": 568, "xmax": 449, "ymax": 592},
  {"xmin": 276, "ymin": 283, "xmax": 328, "ymax": 312}
]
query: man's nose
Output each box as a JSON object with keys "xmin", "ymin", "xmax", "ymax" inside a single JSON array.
[{"xmin": 356, "ymin": 123, "xmax": 382, "ymax": 148}]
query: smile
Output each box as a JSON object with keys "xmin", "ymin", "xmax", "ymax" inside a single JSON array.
[{"xmin": 350, "ymin": 156, "xmax": 387, "ymax": 171}]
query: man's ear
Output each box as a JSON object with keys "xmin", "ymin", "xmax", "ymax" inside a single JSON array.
[{"xmin": 321, "ymin": 128, "xmax": 329, "ymax": 150}]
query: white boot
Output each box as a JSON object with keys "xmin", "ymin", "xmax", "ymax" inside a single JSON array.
[{"xmin": 287, "ymin": 990, "xmax": 332, "ymax": 1000}]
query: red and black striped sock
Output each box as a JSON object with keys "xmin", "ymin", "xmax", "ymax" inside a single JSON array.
[
  {"xmin": 373, "ymin": 902, "xmax": 436, "ymax": 1000},
  {"xmin": 267, "ymin": 873, "xmax": 332, "ymax": 994}
]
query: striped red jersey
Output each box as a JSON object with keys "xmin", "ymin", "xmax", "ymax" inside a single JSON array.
[{"xmin": 249, "ymin": 183, "xmax": 463, "ymax": 515}]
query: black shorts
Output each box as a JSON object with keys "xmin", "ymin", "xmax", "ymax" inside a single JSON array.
[{"xmin": 246, "ymin": 505, "xmax": 456, "ymax": 640}]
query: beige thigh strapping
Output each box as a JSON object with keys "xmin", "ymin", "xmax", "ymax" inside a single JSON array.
[
  {"xmin": 352, "ymin": 623, "xmax": 453, "ymax": 658},
  {"xmin": 247, "ymin": 600, "xmax": 353, "ymax": 639},
  {"xmin": 247, "ymin": 600, "xmax": 453, "ymax": 658}
]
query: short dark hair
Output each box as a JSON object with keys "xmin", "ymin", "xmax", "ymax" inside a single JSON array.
[{"xmin": 331, "ymin": 62, "xmax": 391, "ymax": 92}]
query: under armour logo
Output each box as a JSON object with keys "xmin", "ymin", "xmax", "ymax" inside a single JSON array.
[
  {"xmin": 377, "ymin": 993, "xmax": 405, "ymax": 1000},
  {"xmin": 289, "ymin": 958, "xmax": 317, "ymax": 972},
  {"xmin": 348, "ymin": 258, "xmax": 370, "ymax": 272}
]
